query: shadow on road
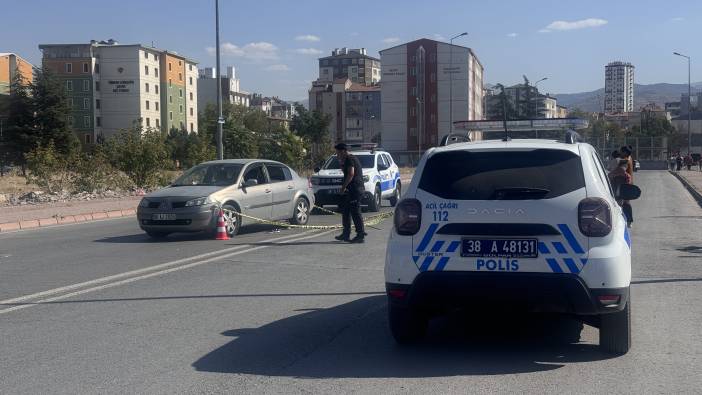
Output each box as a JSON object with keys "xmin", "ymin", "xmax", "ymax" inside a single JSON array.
[
  {"xmin": 93, "ymin": 224, "xmax": 294, "ymax": 243},
  {"xmin": 192, "ymin": 296, "xmax": 616, "ymax": 378}
]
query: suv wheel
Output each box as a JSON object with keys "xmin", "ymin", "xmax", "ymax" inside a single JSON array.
[
  {"xmin": 388, "ymin": 303, "xmax": 427, "ymax": 344},
  {"xmin": 368, "ymin": 185, "xmax": 381, "ymax": 212},
  {"xmin": 290, "ymin": 197, "xmax": 310, "ymax": 225},
  {"xmin": 389, "ymin": 181, "xmax": 401, "ymax": 207},
  {"xmin": 599, "ymin": 297, "xmax": 631, "ymax": 354}
]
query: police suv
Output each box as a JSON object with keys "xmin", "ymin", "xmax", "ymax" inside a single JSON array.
[
  {"xmin": 311, "ymin": 145, "xmax": 401, "ymax": 212},
  {"xmin": 385, "ymin": 134, "xmax": 641, "ymax": 354}
]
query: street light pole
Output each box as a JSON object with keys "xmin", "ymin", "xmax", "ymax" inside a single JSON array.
[
  {"xmin": 533, "ymin": 77, "xmax": 547, "ymax": 119},
  {"xmin": 674, "ymin": 52, "xmax": 691, "ymax": 154},
  {"xmin": 449, "ymin": 32, "xmax": 468, "ymax": 136},
  {"xmin": 215, "ymin": 0, "xmax": 224, "ymax": 160}
]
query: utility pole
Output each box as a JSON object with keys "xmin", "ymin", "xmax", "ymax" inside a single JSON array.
[
  {"xmin": 215, "ymin": 0, "xmax": 224, "ymax": 160},
  {"xmin": 674, "ymin": 52, "xmax": 692, "ymax": 154},
  {"xmin": 534, "ymin": 77, "xmax": 547, "ymax": 119},
  {"xmin": 449, "ymin": 32, "xmax": 468, "ymax": 136}
]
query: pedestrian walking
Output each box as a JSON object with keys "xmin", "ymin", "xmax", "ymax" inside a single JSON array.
[
  {"xmin": 333, "ymin": 143, "xmax": 366, "ymax": 243},
  {"xmin": 620, "ymin": 146, "xmax": 634, "ymax": 182},
  {"xmin": 685, "ymin": 154, "xmax": 693, "ymax": 171},
  {"xmin": 676, "ymin": 153, "xmax": 683, "ymax": 171},
  {"xmin": 607, "ymin": 150, "xmax": 620, "ymax": 172},
  {"xmin": 608, "ymin": 158, "xmax": 633, "ymax": 227}
]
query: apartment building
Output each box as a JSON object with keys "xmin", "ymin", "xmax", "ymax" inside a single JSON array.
[
  {"xmin": 198, "ymin": 66, "xmax": 250, "ymax": 109},
  {"xmin": 317, "ymin": 48, "xmax": 380, "ymax": 86},
  {"xmin": 0, "ymin": 53, "xmax": 33, "ymax": 95},
  {"xmin": 604, "ymin": 61, "xmax": 635, "ymax": 114}
]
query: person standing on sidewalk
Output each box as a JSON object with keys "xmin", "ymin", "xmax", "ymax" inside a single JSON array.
[
  {"xmin": 608, "ymin": 159, "xmax": 634, "ymax": 227},
  {"xmin": 607, "ymin": 150, "xmax": 620, "ymax": 172},
  {"xmin": 334, "ymin": 143, "xmax": 366, "ymax": 243},
  {"xmin": 620, "ymin": 146, "xmax": 634, "ymax": 182}
]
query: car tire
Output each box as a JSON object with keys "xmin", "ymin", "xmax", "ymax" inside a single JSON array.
[
  {"xmin": 599, "ymin": 297, "xmax": 631, "ymax": 355},
  {"xmin": 368, "ymin": 185, "xmax": 381, "ymax": 212},
  {"xmin": 388, "ymin": 303, "xmax": 427, "ymax": 344},
  {"xmin": 221, "ymin": 204, "xmax": 241, "ymax": 237},
  {"xmin": 146, "ymin": 231, "xmax": 170, "ymax": 239},
  {"xmin": 290, "ymin": 197, "xmax": 310, "ymax": 225},
  {"xmin": 389, "ymin": 181, "xmax": 401, "ymax": 207}
]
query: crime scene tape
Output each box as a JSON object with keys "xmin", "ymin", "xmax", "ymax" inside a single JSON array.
[
  {"xmin": 312, "ymin": 205, "xmax": 342, "ymax": 216},
  {"xmin": 223, "ymin": 208, "xmax": 394, "ymax": 230}
]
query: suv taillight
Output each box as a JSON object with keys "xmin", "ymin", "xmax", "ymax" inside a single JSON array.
[
  {"xmin": 394, "ymin": 198, "xmax": 422, "ymax": 235},
  {"xmin": 578, "ymin": 198, "xmax": 611, "ymax": 237}
]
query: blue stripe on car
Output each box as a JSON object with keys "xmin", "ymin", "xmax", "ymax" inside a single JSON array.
[
  {"xmin": 557, "ymin": 224, "xmax": 585, "ymax": 254},
  {"xmin": 419, "ymin": 256, "xmax": 434, "ymax": 272},
  {"xmin": 562, "ymin": 258, "xmax": 580, "ymax": 273},
  {"xmin": 416, "ymin": 223, "xmax": 439, "ymax": 252},
  {"xmin": 434, "ymin": 257, "xmax": 451, "ymax": 271},
  {"xmin": 546, "ymin": 258, "xmax": 564, "ymax": 273},
  {"xmin": 552, "ymin": 241, "xmax": 568, "ymax": 254},
  {"xmin": 430, "ymin": 240, "xmax": 445, "ymax": 252}
]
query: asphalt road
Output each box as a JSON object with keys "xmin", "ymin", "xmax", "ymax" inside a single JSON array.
[{"xmin": 1, "ymin": 171, "xmax": 701, "ymax": 394}]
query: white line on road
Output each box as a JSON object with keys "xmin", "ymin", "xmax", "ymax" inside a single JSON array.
[
  {"xmin": 0, "ymin": 229, "xmax": 336, "ymax": 315},
  {"xmin": 0, "ymin": 230, "xmax": 318, "ymax": 306}
]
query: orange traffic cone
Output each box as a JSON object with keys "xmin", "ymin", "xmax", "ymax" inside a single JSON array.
[{"xmin": 215, "ymin": 209, "xmax": 229, "ymax": 240}]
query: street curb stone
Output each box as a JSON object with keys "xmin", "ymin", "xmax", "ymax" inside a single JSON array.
[
  {"xmin": 0, "ymin": 208, "xmax": 137, "ymax": 233},
  {"xmin": 670, "ymin": 171, "xmax": 702, "ymax": 208}
]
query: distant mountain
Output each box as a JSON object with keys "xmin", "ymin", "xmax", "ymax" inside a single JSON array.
[{"xmin": 553, "ymin": 82, "xmax": 702, "ymax": 112}]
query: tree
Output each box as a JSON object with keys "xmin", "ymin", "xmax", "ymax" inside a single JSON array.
[
  {"xmin": 105, "ymin": 125, "xmax": 169, "ymax": 188},
  {"xmin": 291, "ymin": 105, "xmax": 332, "ymax": 168},
  {"xmin": 31, "ymin": 67, "xmax": 79, "ymax": 156},
  {"xmin": 1, "ymin": 72, "xmax": 36, "ymax": 171}
]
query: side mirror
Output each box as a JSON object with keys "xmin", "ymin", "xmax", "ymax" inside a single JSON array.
[
  {"xmin": 618, "ymin": 184, "xmax": 641, "ymax": 201},
  {"xmin": 313, "ymin": 167, "xmax": 320, "ymax": 173},
  {"xmin": 243, "ymin": 179, "xmax": 258, "ymax": 188}
]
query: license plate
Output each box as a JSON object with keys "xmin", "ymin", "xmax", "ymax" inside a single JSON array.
[
  {"xmin": 461, "ymin": 238, "xmax": 538, "ymax": 258},
  {"xmin": 327, "ymin": 188, "xmax": 342, "ymax": 194},
  {"xmin": 152, "ymin": 213, "xmax": 176, "ymax": 221}
]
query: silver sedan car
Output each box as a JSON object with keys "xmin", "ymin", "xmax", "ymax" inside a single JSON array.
[{"xmin": 137, "ymin": 159, "xmax": 314, "ymax": 238}]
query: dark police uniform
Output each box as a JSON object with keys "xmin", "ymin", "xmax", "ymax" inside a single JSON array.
[{"xmin": 341, "ymin": 153, "xmax": 365, "ymax": 239}]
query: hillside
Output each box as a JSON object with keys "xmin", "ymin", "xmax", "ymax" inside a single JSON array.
[{"xmin": 553, "ymin": 82, "xmax": 702, "ymax": 112}]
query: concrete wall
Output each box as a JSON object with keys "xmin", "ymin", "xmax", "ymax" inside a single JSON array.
[
  {"xmin": 97, "ymin": 46, "xmax": 142, "ymax": 138},
  {"xmin": 380, "ymin": 45, "xmax": 408, "ymax": 151}
]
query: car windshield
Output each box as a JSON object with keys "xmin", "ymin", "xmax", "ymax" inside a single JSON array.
[
  {"xmin": 419, "ymin": 149, "xmax": 585, "ymax": 200},
  {"xmin": 172, "ymin": 164, "xmax": 243, "ymax": 187},
  {"xmin": 323, "ymin": 154, "xmax": 375, "ymax": 169}
]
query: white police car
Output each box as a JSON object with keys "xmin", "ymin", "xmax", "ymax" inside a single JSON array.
[
  {"xmin": 385, "ymin": 134, "xmax": 641, "ymax": 354},
  {"xmin": 311, "ymin": 146, "xmax": 401, "ymax": 212}
]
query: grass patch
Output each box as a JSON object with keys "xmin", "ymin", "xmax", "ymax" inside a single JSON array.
[{"xmin": 0, "ymin": 175, "xmax": 39, "ymax": 195}]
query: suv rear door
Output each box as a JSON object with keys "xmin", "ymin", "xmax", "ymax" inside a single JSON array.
[{"xmin": 412, "ymin": 147, "xmax": 589, "ymax": 275}]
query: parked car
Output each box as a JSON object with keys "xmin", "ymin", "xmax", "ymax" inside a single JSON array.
[
  {"xmin": 137, "ymin": 159, "xmax": 314, "ymax": 238},
  {"xmin": 634, "ymin": 160, "xmax": 640, "ymax": 172}
]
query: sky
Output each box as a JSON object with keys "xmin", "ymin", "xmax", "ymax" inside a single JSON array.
[{"xmin": 3, "ymin": 0, "xmax": 702, "ymax": 101}]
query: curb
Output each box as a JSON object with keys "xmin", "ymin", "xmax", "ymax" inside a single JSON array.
[
  {"xmin": 670, "ymin": 171, "xmax": 702, "ymax": 208},
  {"xmin": 0, "ymin": 208, "xmax": 137, "ymax": 233}
]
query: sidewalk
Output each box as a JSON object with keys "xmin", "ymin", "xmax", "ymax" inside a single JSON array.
[
  {"xmin": 672, "ymin": 169, "xmax": 702, "ymax": 206},
  {"xmin": 0, "ymin": 197, "xmax": 141, "ymax": 232}
]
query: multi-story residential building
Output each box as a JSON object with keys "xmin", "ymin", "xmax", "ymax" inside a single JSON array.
[
  {"xmin": 380, "ymin": 38, "xmax": 483, "ymax": 151},
  {"xmin": 309, "ymin": 78, "xmax": 381, "ymax": 143},
  {"xmin": 604, "ymin": 61, "xmax": 635, "ymax": 114},
  {"xmin": 0, "ymin": 53, "xmax": 33, "ymax": 95},
  {"xmin": 250, "ymin": 93, "xmax": 272, "ymax": 115},
  {"xmin": 556, "ymin": 104, "xmax": 568, "ymax": 118},
  {"xmin": 665, "ymin": 101, "xmax": 681, "ymax": 118},
  {"xmin": 485, "ymin": 85, "xmax": 567, "ymax": 120},
  {"xmin": 198, "ymin": 66, "xmax": 249, "ymax": 110},
  {"xmin": 39, "ymin": 40, "xmax": 198, "ymax": 143},
  {"xmin": 318, "ymin": 48, "xmax": 380, "ymax": 86}
]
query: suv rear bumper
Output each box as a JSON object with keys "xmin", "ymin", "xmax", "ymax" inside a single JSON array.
[{"xmin": 386, "ymin": 272, "xmax": 628, "ymax": 315}]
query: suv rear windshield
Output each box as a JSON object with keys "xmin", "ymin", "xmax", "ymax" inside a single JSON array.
[{"xmin": 418, "ymin": 149, "xmax": 585, "ymax": 200}]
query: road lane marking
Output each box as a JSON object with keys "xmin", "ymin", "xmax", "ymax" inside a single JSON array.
[
  {"xmin": 0, "ymin": 229, "xmax": 336, "ymax": 315},
  {"xmin": 0, "ymin": 230, "xmax": 312, "ymax": 306}
]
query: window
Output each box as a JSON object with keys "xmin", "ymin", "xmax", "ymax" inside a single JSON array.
[
  {"xmin": 430, "ymin": 94, "xmax": 436, "ymax": 103},
  {"xmin": 95, "ymin": 63, "xmax": 100, "ymax": 73},
  {"xmin": 83, "ymin": 80, "xmax": 89, "ymax": 91},
  {"xmin": 179, "ymin": 104, "xmax": 183, "ymax": 113},
  {"xmin": 180, "ymin": 121, "xmax": 184, "ymax": 130},
  {"xmin": 96, "ymin": 117, "xmax": 101, "ymax": 127},
  {"xmin": 189, "ymin": 92, "xmax": 193, "ymax": 101},
  {"xmin": 145, "ymin": 83, "xmax": 150, "ymax": 93},
  {"xmin": 144, "ymin": 65, "xmax": 149, "ymax": 75},
  {"xmin": 179, "ymin": 89, "xmax": 182, "ymax": 98},
  {"xmin": 189, "ymin": 64, "xmax": 192, "ymax": 71},
  {"xmin": 169, "ymin": 111, "xmax": 172, "ymax": 120},
  {"xmin": 146, "ymin": 100, "xmax": 150, "ymax": 110},
  {"xmin": 83, "ymin": 116, "xmax": 90, "ymax": 127},
  {"xmin": 155, "ymin": 119, "xmax": 160, "ymax": 128},
  {"xmin": 83, "ymin": 98, "xmax": 89, "ymax": 109},
  {"xmin": 154, "ymin": 68, "xmax": 158, "ymax": 77},
  {"xmin": 409, "ymin": 127, "xmax": 417, "ymax": 136},
  {"xmin": 189, "ymin": 107, "xmax": 193, "ymax": 116},
  {"xmin": 266, "ymin": 165, "xmax": 288, "ymax": 182},
  {"xmin": 190, "ymin": 123, "xmax": 194, "ymax": 132},
  {"xmin": 155, "ymin": 85, "xmax": 159, "ymax": 94},
  {"xmin": 178, "ymin": 60, "xmax": 182, "ymax": 66},
  {"xmin": 65, "ymin": 63, "xmax": 72, "ymax": 73},
  {"xmin": 66, "ymin": 80, "xmax": 73, "ymax": 91},
  {"xmin": 243, "ymin": 165, "xmax": 268, "ymax": 185},
  {"xmin": 409, "ymin": 107, "xmax": 416, "ymax": 117},
  {"xmin": 95, "ymin": 99, "xmax": 100, "ymax": 109},
  {"xmin": 68, "ymin": 98, "xmax": 73, "ymax": 108},
  {"xmin": 179, "ymin": 72, "xmax": 182, "ymax": 81},
  {"xmin": 154, "ymin": 54, "xmax": 158, "ymax": 61},
  {"xmin": 144, "ymin": 51, "xmax": 148, "ymax": 59},
  {"xmin": 155, "ymin": 102, "xmax": 159, "ymax": 111},
  {"xmin": 84, "ymin": 134, "xmax": 92, "ymax": 144},
  {"xmin": 410, "ymin": 87, "xmax": 417, "ymax": 96},
  {"xmin": 83, "ymin": 63, "xmax": 89, "ymax": 73},
  {"xmin": 67, "ymin": 115, "xmax": 74, "ymax": 125},
  {"xmin": 95, "ymin": 81, "xmax": 100, "ymax": 91},
  {"xmin": 169, "ymin": 79, "xmax": 172, "ymax": 87},
  {"xmin": 418, "ymin": 149, "xmax": 585, "ymax": 200},
  {"xmin": 189, "ymin": 76, "xmax": 193, "ymax": 85},
  {"xmin": 169, "ymin": 95, "xmax": 172, "ymax": 103},
  {"xmin": 146, "ymin": 118, "xmax": 150, "ymax": 127},
  {"xmin": 168, "ymin": 62, "xmax": 172, "ymax": 71},
  {"xmin": 430, "ymin": 73, "xmax": 436, "ymax": 82}
]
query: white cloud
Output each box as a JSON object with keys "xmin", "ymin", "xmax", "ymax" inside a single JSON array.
[
  {"xmin": 205, "ymin": 41, "xmax": 279, "ymax": 62},
  {"xmin": 671, "ymin": 17, "xmax": 684, "ymax": 22},
  {"xmin": 539, "ymin": 18, "xmax": 608, "ymax": 32},
  {"xmin": 433, "ymin": 34, "xmax": 446, "ymax": 41},
  {"xmin": 295, "ymin": 34, "xmax": 320, "ymax": 42},
  {"xmin": 507, "ymin": 33, "xmax": 518, "ymax": 38},
  {"xmin": 349, "ymin": 32, "xmax": 360, "ymax": 37},
  {"xmin": 293, "ymin": 48, "xmax": 323, "ymax": 55},
  {"xmin": 382, "ymin": 37, "xmax": 401, "ymax": 44},
  {"xmin": 265, "ymin": 64, "xmax": 290, "ymax": 72}
]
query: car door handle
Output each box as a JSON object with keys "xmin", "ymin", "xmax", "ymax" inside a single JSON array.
[
  {"xmin": 265, "ymin": 189, "xmax": 272, "ymax": 193},
  {"xmin": 287, "ymin": 185, "xmax": 294, "ymax": 189}
]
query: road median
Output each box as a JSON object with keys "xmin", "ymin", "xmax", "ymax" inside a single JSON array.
[{"xmin": 670, "ymin": 170, "xmax": 702, "ymax": 208}]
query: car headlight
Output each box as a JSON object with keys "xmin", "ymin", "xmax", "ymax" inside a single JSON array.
[
  {"xmin": 185, "ymin": 196, "xmax": 212, "ymax": 207},
  {"xmin": 311, "ymin": 177, "xmax": 320, "ymax": 185},
  {"xmin": 139, "ymin": 198, "xmax": 151, "ymax": 208},
  {"xmin": 363, "ymin": 175, "xmax": 370, "ymax": 182}
]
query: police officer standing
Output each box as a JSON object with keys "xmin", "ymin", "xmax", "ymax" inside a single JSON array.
[{"xmin": 334, "ymin": 143, "xmax": 366, "ymax": 243}]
